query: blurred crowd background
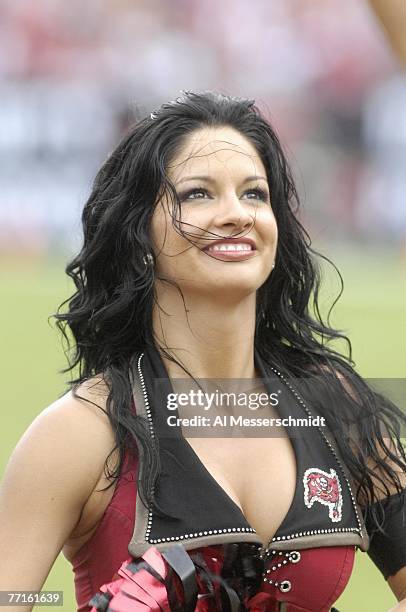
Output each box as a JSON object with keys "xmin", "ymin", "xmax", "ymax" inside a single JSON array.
[{"xmin": 1, "ymin": 0, "xmax": 406, "ymax": 258}]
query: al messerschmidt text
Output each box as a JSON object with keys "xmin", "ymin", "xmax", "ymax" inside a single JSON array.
[{"xmin": 167, "ymin": 414, "xmax": 326, "ymax": 427}]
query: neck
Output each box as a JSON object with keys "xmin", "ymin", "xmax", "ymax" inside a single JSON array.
[{"xmin": 152, "ymin": 285, "xmax": 258, "ymax": 381}]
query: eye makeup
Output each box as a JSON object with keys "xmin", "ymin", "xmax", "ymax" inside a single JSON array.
[{"xmin": 177, "ymin": 186, "xmax": 270, "ymax": 203}]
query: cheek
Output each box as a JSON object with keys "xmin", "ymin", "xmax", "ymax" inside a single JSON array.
[
  {"xmin": 272, "ymin": 217, "xmax": 278, "ymax": 243},
  {"xmin": 177, "ymin": 206, "xmax": 208, "ymax": 230},
  {"xmin": 260, "ymin": 210, "xmax": 278, "ymax": 244},
  {"xmin": 150, "ymin": 205, "xmax": 176, "ymax": 254},
  {"xmin": 150, "ymin": 213, "xmax": 190, "ymax": 276}
]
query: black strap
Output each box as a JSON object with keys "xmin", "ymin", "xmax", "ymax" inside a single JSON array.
[
  {"xmin": 190, "ymin": 550, "xmax": 243, "ymax": 611},
  {"xmin": 126, "ymin": 559, "xmax": 165, "ymax": 583},
  {"xmin": 365, "ymin": 489, "xmax": 406, "ymax": 579},
  {"xmin": 161, "ymin": 544, "xmax": 198, "ymax": 612}
]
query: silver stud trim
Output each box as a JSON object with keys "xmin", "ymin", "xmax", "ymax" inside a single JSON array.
[
  {"xmin": 147, "ymin": 524, "xmax": 256, "ymax": 545},
  {"xmin": 262, "ymin": 548, "xmax": 302, "ymax": 584},
  {"xmin": 137, "ymin": 353, "xmax": 363, "ymax": 551},
  {"xmin": 262, "ymin": 576, "xmax": 292, "ymax": 593},
  {"xmin": 271, "ymin": 526, "xmax": 359, "ymax": 543},
  {"xmin": 258, "ymin": 365, "xmax": 363, "ymax": 553},
  {"xmin": 288, "ymin": 551, "xmax": 301, "ymax": 563},
  {"xmin": 138, "ymin": 353, "xmax": 256, "ymax": 546},
  {"xmin": 137, "ymin": 354, "xmax": 155, "ymax": 440}
]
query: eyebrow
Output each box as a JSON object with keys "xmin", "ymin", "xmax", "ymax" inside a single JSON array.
[{"xmin": 175, "ymin": 175, "xmax": 268, "ymax": 186}]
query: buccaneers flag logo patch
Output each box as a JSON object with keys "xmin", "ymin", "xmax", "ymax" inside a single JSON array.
[{"xmin": 303, "ymin": 467, "xmax": 343, "ymax": 522}]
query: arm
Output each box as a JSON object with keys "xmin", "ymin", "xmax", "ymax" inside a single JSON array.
[
  {"xmin": 318, "ymin": 366, "xmax": 406, "ymax": 606},
  {"xmin": 356, "ymin": 443, "xmax": 406, "ymax": 612},
  {"xmin": 353, "ymin": 425, "xmax": 406, "ymax": 608},
  {"xmin": 0, "ymin": 380, "xmax": 115, "ymax": 612},
  {"xmin": 368, "ymin": 0, "xmax": 406, "ymax": 64}
]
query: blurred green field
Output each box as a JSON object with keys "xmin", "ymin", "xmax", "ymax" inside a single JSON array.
[{"xmin": 0, "ymin": 244, "xmax": 405, "ymax": 612}]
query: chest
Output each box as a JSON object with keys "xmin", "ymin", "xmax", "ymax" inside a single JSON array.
[
  {"xmin": 129, "ymin": 348, "xmax": 370, "ymax": 560},
  {"xmin": 184, "ymin": 435, "xmax": 297, "ymax": 548}
]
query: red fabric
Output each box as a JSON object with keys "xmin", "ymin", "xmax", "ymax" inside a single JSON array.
[
  {"xmin": 246, "ymin": 545, "xmax": 355, "ymax": 611},
  {"xmin": 71, "ymin": 453, "xmax": 355, "ymax": 612},
  {"xmin": 71, "ymin": 453, "xmax": 138, "ymax": 611}
]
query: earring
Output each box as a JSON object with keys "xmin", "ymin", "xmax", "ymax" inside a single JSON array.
[
  {"xmin": 272, "ymin": 262, "xmax": 275, "ymax": 269},
  {"xmin": 142, "ymin": 253, "xmax": 154, "ymax": 267}
]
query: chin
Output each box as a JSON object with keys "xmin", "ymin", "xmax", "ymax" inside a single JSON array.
[
  {"xmin": 180, "ymin": 262, "xmax": 268, "ymax": 294},
  {"xmin": 204, "ymin": 276, "xmax": 261, "ymax": 297}
]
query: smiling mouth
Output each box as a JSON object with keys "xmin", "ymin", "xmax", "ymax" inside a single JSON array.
[
  {"xmin": 202, "ymin": 242, "xmax": 257, "ymax": 261},
  {"xmin": 205, "ymin": 243, "xmax": 254, "ymax": 253}
]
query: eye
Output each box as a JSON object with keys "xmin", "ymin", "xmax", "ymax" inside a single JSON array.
[
  {"xmin": 178, "ymin": 188, "xmax": 209, "ymax": 201},
  {"xmin": 243, "ymin": 187, "xmax": 270, "ymax": 202},
  {"xmin": 177, "ymin": 186, "xmax": 270, "ymax": 203}
]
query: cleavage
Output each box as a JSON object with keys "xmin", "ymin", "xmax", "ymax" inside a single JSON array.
[{"xmin": 184, "ymin": 434, "xmax": 297, "ymax": 547}]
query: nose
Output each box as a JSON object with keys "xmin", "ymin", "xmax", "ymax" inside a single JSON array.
[{"xmin": 212, "ymin": 191, "xmax": 254, "ymax": 235}]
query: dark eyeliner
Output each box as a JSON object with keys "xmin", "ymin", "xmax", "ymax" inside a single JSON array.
[
  {"xmin": 177, "ymin": 187, "xmax": 208, "ymax": 201},
  {"xmin": 177, "ymin": 186, "xmax": 270, "ymax": 202},
  {"xmin": 246, "ymin": 187, "xmax": 270, "ymax": 202}
]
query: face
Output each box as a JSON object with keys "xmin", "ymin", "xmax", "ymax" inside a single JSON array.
[
  {"xmin": 150, "ymin": 126, "xmax": 278, "ymax": 300},
  {"xmin": 319, "ymin": 478, "xmax": 328, "ymax": 490}
]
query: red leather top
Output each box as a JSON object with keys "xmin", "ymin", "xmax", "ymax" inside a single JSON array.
[
  {"xmin": 70, "ymin": 453, "xmax": 355, "ymax": 612},
  {"xmin": 71, "ymin": 452, "xmax": 138, "ymax": 611}
]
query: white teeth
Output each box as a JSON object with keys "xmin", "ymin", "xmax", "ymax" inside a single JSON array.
[{"xmin": 209, "ymin": 243, "xmax": 252, "ymax": 252}]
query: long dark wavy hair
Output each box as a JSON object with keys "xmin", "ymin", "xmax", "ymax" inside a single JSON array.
[{"xmin": 54, "ymin": 91, "xmax": 405, "ymax": 532}]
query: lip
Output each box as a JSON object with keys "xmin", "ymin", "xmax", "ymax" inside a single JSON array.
[
  {"xmin": 203, "ymin": 237, "xmax": 257, "ymax": 251},
  {"xmin": 202, "ymin": 237, "xmax": 257, "ymax": 261}
]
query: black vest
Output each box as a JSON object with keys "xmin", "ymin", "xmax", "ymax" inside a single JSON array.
[{"xmin": 128, "ymin": 344, "xmax": 369, "ymax": 558}]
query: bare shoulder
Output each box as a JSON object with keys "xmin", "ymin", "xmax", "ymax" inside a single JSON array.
[
  {"xmin": 3, "ymin": 374, "xmax": 118, "ymax": 508},
  {"xmin": 46, "ymin": 374, "xmax": 112, "ymax": 424},
  {"xmin": 33, "ymin": 375, "xmax": 116, "ymax": 465},
  {"xmin": 0, "ymin": 375, "xmax": 118, "ymax": 593}
]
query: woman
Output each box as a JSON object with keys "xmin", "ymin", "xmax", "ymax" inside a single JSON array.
[{"xmin": 0, "ymin": 92, "xmax": 405, "ymax": 612}]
